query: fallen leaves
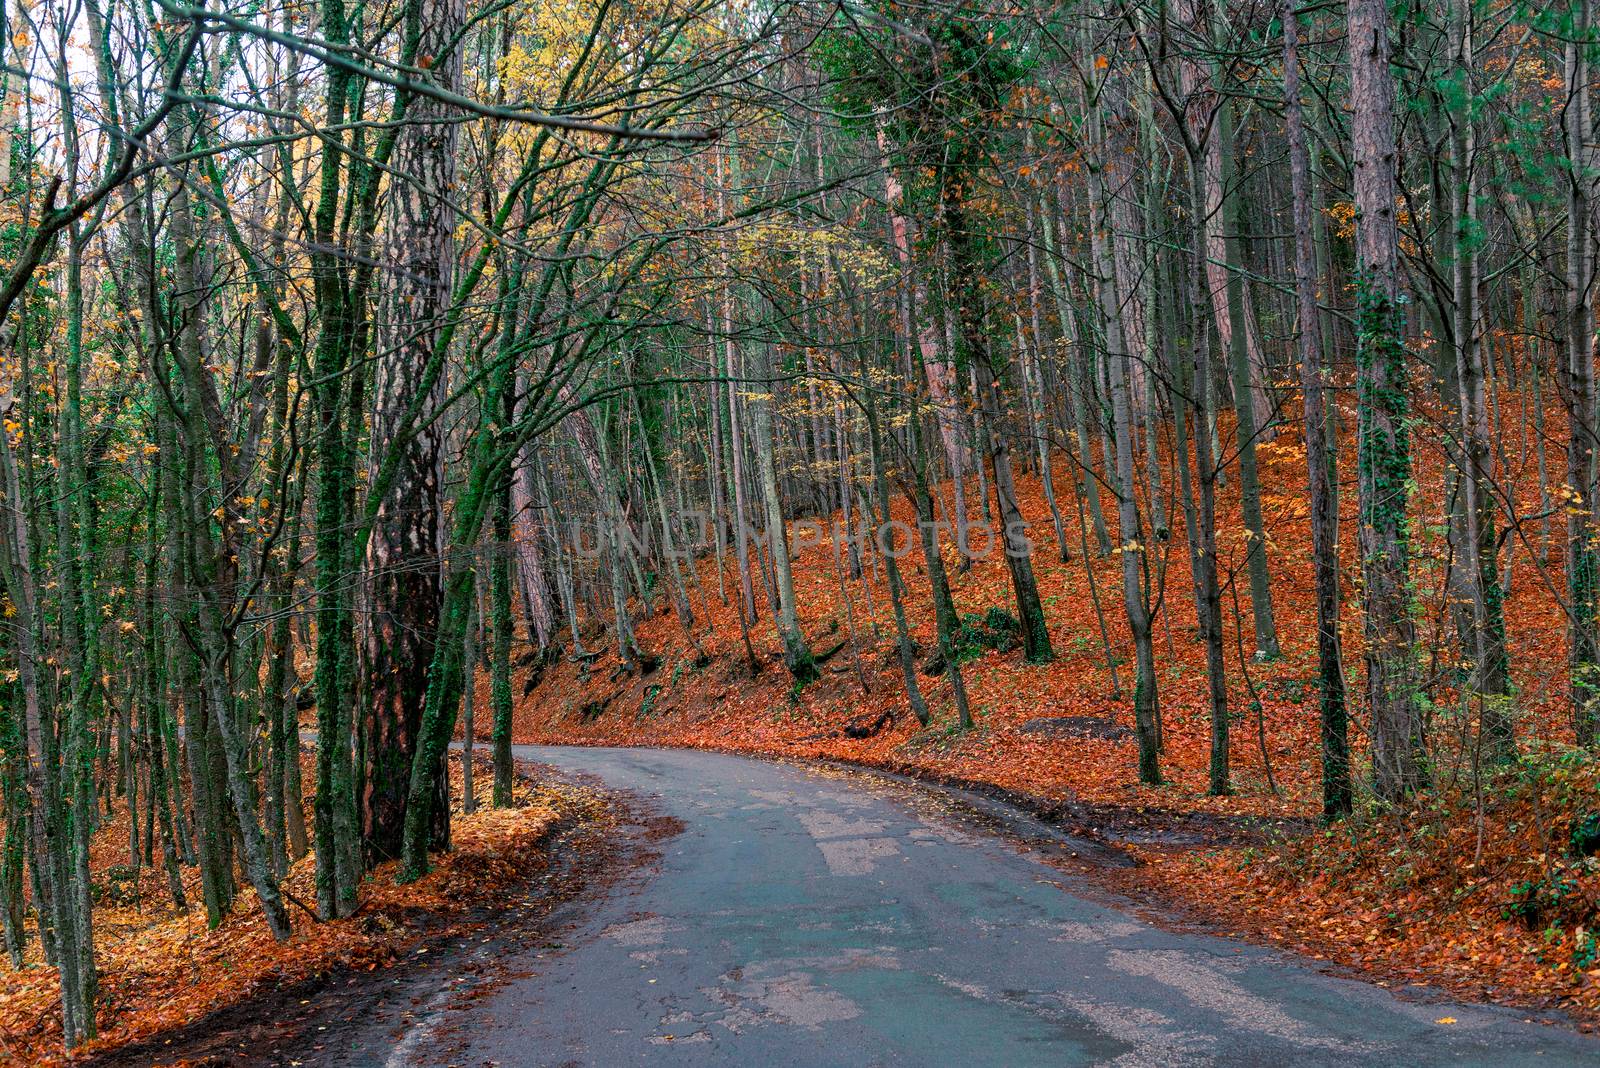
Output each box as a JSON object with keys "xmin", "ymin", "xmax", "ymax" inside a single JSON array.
[
  {"xmin": 0, "ymin": 753, "xmax": 592, "ymax": 1066},
  {"xmin": 505, "ymin": 396, "xmax": 1600, "ymax": 1027}
]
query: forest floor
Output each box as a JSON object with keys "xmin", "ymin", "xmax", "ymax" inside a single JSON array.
[
  {"xmin": 512, "ymin": 402, "xmax": 1600, "ymax": 1029},
  {"xmin": 1, "ymin": 752, "xmax": 617, "ymax": 1066}
]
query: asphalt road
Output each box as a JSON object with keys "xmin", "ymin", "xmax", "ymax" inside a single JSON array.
[{"xmin": 401, "ymin": 746, "xmax": 1598, "ymax": 1066}]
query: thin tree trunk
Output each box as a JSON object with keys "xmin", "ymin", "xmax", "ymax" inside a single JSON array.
[
  {"xmin": 1085, "ymin": 82, "xmax": 1160, "ymax": 783},
  {"xmin": 491, "ymin": 483, "xmax": 515, "ymax": 807},
  {"xmin": 1448, "ymin": 0, "xmax": 1514, "ymax": 759},
  {"xmin": 749, "ymin": 345, "xmax": 817, "ymax": 680},
  {"xmin": 1284, "ymin": 2, "xmax": 1351, "ymax": 818}
]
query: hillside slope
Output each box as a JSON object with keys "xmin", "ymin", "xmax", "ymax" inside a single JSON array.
[{"xmin": 508, "ymin": 404, "xmax": 1599, "ymax": 1025}]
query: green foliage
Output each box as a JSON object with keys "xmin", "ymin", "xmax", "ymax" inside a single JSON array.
[
  {"xmin": 1354, "ymin": 277, "xmax": 1413, "ymax": 554},
  {"xmin": 1570, "ymin": 812, "xmax": 1600, "ymax": 858},
  {"xmin": 1270, "ymin": 675, "xmax": 1310, "ymax": 705},
  {"xmin": 817, "ymin": 4, "xmax": 1031, "ymax": 136},
  {"xmin": 92, "ymin": 865, "xmax": 140, "ymax": 906},
  {"xmin": 815, "ymin": 2, "xmax": 1031, "ymax": 217},
  {"xmin": 1506, "ymin": 870, "xmax": 1585, "ymax": 929},
  {"xmin": 1574, "ymin": 928, "xmax": 1599, "ymax": 971},
  {"xmin": 953, "ymin": 606, "xmax": 1020, "ymax": 662}
]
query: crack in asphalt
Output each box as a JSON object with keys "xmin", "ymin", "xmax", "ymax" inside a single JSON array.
[{"xmin": 369, "ymin": 745, "xmax": 1600, "ymax": 1067}]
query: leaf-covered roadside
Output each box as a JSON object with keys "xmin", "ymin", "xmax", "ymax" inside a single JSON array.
[
  {"xmin": 1137, "ymin": 750, "xmax": 1600, "ymax": 1030},
  {"xmin": 0, "ymin": 753, "xmax": 599, "ymax": 1065},
  {"xmin": 510, "ymin": 430, "xmax": 1600, "ymax": 1031}
]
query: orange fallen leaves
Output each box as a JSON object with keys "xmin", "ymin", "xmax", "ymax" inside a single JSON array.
[
  {"xmin": 507, "ymin": 391, "xmax": 1597, "ymax": 1024},
  {"xmin": 1142, "ymin": 753, "xmax": 1600, "ymax": 1026},
  {"xmin": 1, "ymin": 754, "xmax": 582, "ymax": 1066}
]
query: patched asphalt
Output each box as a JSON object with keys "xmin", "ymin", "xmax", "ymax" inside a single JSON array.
[{"xmin": 399, "ymin": 745, "xmax": 1600, "ymax": 1066}]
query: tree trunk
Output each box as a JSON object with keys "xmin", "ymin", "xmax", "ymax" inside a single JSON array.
[
  {"xmin": 1350, "ymin": 0, "xmax": 1426, "ymax": 798},
  {"xmin": 750, "ymin": 353, "xmax": 817, "ymax": 681},
  {"xmin": 1448, "ymin": 0, "xmax": 1514, "ymax": 760},
  {"xmin": 946, "ymin": 200, "xmax": 1053, "ymax": 664},
  {"xmin": 1217, "ymin": 104, "xmax": 1281, "ymax": 659},
  {"xmin": 1084, "ymin": 86, "xmax": 1160, "ymax": 783},
  {"xmin": 490, "ymin": 480, "xmax": 515, "ymax": 806},
  {"xmin": 361, "ymin": 0, "xmax": 462, "ymax": 863},
  {"xmin": 1284, "ymin": 2, "xmax": 1351, "ymax": 818}
]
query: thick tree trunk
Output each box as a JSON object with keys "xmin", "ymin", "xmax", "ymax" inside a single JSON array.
[
  {"xmin": 361, "ymin": 0, "xmax": 463, "ymax": 862},
  {"xmin": 1350, "ymin": 0, "xmax": 1426, "ymax": 799},
  {"xmin": 462, "ymin": 593, "xmax": 479, "ymax": 815},
  {"xmin": 308, "ymin": 0, "xmax": 361, "ymax": 921},
  {"xmin": 1185, "ymin": 168, "xmax": 1233, "ymax": 798}
]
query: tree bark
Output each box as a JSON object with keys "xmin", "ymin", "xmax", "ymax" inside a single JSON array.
[
  {"xmin": 1448, "ymin": 0, "xmax": 1514, "ymax": 759},
  {"xmin": 1284, "ymin": 1, "xmax": 1351, "ymax": 818},
  {"xmin": 1350, "ymin": 0, "xmax": 1426, "ymax": 799},
  {"xmin": 361, "ymin": 0, "xmax": 463, "ymax": 863}
]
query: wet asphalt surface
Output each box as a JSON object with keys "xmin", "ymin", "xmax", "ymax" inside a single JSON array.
[{"xmin": 386, "ymin": 745, "xmax": 1599, "ymax": 1067}]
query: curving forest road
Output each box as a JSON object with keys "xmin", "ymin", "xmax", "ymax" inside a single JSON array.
[{"xmin": 377, "ymin": 746, "xmax": 1595, "ymax": 1066}]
